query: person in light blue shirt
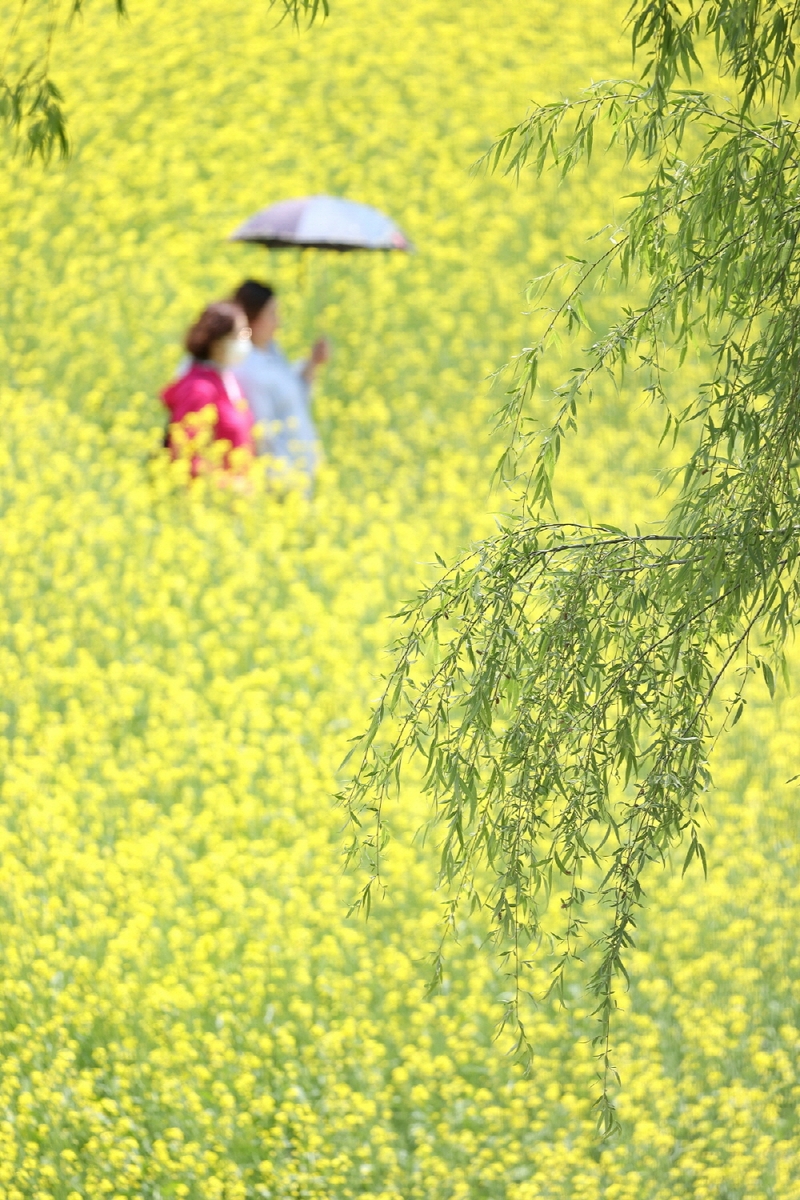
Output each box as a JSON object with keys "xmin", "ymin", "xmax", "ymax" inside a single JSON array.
[{"xmin": 232, "ymin": 279, "xmax": 330, "ymax": 486}]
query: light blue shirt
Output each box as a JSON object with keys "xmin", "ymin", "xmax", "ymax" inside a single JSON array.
[{"xmin": 233, "ymin": 343, "xmax": 320, "ymax": 479}]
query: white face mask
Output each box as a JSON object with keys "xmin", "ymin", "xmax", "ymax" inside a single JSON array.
[{"xmin": 224, "ymin": 335, "xmax": 252, "ymax": 367}]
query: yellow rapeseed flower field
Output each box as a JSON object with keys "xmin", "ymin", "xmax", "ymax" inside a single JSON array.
[{"xmin": 0, "ymin": 0, "xmax": 799, "ymax": 1196}]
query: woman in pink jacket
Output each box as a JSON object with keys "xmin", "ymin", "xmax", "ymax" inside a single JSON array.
[{"xmin": 161, "ymin": 302, "xmax": 255, "ymax": 477}]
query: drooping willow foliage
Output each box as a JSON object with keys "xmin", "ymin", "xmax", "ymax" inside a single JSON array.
[
  {"xmin": 1, "ymin": 0, "xmax": 126, "ymax": 160},
  {"xmin": 343, "ymin": 0, "xmax": 800, "ymax": 1130}
]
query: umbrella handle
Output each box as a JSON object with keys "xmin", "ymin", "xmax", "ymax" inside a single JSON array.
[{"xmin": 299, "ymin": 249, "xmax": 323, "ymax": 338}]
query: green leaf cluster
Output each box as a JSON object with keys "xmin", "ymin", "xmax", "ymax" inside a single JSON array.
[
  {"xmin": 1, "ymin": 0, "xmax": 125, "ymax": 161},
  {"xmin": 345, "ymin": 0, "xmax": 800, "ymax": 1131}
]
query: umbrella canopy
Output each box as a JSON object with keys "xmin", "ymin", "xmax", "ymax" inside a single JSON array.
[{"xmin": 230, "ymin": 195, "xmax": 412, "ymax": 252}]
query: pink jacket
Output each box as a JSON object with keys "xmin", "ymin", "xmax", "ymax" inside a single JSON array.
[{"xmin": 161, "ymin": 362, "xmax": 255, "ymax": 474}]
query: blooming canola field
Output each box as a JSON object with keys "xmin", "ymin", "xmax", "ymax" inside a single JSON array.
[{"xmin": 1, "ymin": 0, "xmax": 800, "ymax": 1196}]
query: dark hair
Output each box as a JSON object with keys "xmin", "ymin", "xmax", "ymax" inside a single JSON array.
[
  {"xmin": 185, "ymin": 301, "xmax": 243, "ymax": 361},
  {"xmin": 233, "ymin": 279, "xmax": 275, "ymax": 325}
]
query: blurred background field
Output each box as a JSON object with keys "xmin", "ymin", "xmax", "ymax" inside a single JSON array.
[{"xmin": 0, "ymin": 0, "xmax": 799, "ymax": 1197}]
